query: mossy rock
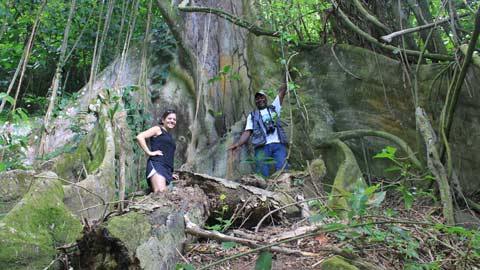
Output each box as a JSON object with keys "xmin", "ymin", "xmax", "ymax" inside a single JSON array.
[
  {"xmin": 0, "ymin": 170, "xmax": 36, "ymax": 216},
  {"xmin": 53, "ymin": 126, "xmax": 106, "ymax": 180},
  {"xmin": 106, "ymin": 212, "xmax": 152, "ymax": 258},
  {"xmin": 0, "ymin": 171, "xmax": 82, "ymax": 270},
  {"xmin": 321, "ymin": 255, "xmax": 359, "ymax": 270}
]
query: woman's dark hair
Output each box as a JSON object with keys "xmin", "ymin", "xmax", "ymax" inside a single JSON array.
[{"xmin": 159, "ymin": 109, "xmax": 176, "ymax": 125}]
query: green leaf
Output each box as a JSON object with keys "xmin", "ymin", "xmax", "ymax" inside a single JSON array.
[
  {"xmin": 255, "ymin": 252, "xmax": 272, "ymax": 270},
  {"xmin": 385, "ymin": 166, "xmax": 401, "ymax": 172},
  {"xmin": 175, "ymin": 263, "xmax": 196, "ymax": 270},
  {"xmin": 364, "ymin": 184, "xmax": 380, "ymax": 196},
  {"xmin": 221, "ymin": 65, "xmax": 231, "ymax": 74},
  {"xmin": 0, "ymin": 93, "xmax": 14, "ymax": 105},
  {"xmin": 373, "ymin": 146, "xmax": 397, "ymax": 161},
  {"xmin": 221, "ymin": 241, "xmax": 238, "ymax": 249},
  {"xmin": 397, "ymin": 186, "xmax": 413, "ymax": 210},
  {"xmin": 0, "ymin": 162, "xmax": 6, "ymax": 172},
  {"xmin": 204, "ymin": 224, "xmax": 222, "ymax": 231},
  {"xmin": 230, "ymin": 74, "xmax": 240, "ymax": 80},
  {"xmin": 207, "ymin": 76, "xmax": 221, "ymax": 84},
  {"xmin": 17, "ymin": 108, "xmax": 30, "ymax": 123},
  {"xmin": 424, "ymin": 174, "xmax": 435, "ymax": 181}
]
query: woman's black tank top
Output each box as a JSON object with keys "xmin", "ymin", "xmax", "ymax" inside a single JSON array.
[{"xmin": 148, "ymin": 127, "xmax": 176, "ymax": 169}]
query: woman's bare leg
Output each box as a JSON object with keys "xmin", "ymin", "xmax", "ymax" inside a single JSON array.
[{"xmin": 150, "ymin": 173, "xmax": 167, "ymax": 193}]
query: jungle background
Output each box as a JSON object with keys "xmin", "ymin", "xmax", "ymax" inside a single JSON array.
[{"xmin": 0, "ymin": 0, "xmax": 480, "ymax": 269}]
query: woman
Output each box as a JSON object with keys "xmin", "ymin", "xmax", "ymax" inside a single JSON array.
[{"xmin": 136, "ymin": 109, "xmax": 178, "ymax": 194}]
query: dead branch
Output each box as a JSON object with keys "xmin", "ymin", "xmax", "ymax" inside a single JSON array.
[
  {"xmin": 381, "ymin": 13, "xmax": 470, "ymax": 43},
  {"xmin": 185, "ymin": 215, "xmax": 318, "ymax": 257}
]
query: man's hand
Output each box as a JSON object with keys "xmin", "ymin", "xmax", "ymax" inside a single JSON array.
[
  {"xmin": 172, "ymin": 173, "xmax": 179, "ymax": 180},
  {"xmin": 228, "ymin": 144, "xmax": 239, "ymax": 152}
]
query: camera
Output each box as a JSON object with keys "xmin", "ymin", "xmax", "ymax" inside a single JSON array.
[{"xmin": 265, "ymin": 119, "xmax": 276, "ymax": 134}]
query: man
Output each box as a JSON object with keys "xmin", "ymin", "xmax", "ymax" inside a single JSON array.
[{"xmin": 229, "ymin": 83, "xmax": 289, "ymax": 177}]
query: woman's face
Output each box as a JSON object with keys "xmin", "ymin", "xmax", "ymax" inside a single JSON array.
[{"xmin": 162, "ymin": 113, "xmax": 177, "ymax": 130}]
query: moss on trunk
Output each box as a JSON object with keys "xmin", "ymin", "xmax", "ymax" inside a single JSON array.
[{"xmin": 0, "ymin": 171, "xmax": 82, "ymax": 270}]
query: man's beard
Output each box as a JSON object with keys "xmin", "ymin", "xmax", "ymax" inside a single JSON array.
[{"xmin": 255, "ymin": 100, "xmax": 267, "ymax": 109}]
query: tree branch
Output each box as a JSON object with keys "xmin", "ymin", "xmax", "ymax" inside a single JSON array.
[
  {"xmin": 177, "ymin": 0, "xmax": 279, "ymax": 37},
  {"xmin": 381, "ymin": 13, "xmax": 470, "ymax": 43},
  {"xmin": 352, "ymin": 0, "xmax": 390, "ymax": 32},
  {"xmin": 315, "ymin": 129, "xmax": 423, "ymax": 169},
  {"xmin": 416, "ymin": 107, "xmax": 455, "ymax": 225},
  {"xmin": 330, "ymin": 0, "xmax": 454, "ymax": 61}
]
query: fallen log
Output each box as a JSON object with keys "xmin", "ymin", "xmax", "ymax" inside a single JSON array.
[{"xmin": 179, "ymin": 170, "xmax": 301, "ymax": 228}]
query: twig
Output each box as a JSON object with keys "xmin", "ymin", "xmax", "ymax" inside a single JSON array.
[
  {"xmin": 176, "ymin": 247, "xmax": 191, "ymax": 264},
  {"xmin": 194, "ymin": 217, "xmax": 411, "ymax": 270},
  {"xmin": 34, "ymin": 174, "xmax": 106, "ymax": 206},
  {"xmin": 185, "ymin": 215, "xmax": 319, "ymax": 257}
]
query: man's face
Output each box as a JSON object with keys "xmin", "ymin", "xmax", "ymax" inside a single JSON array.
[{"xmin": 255, "ymin": 94, "xmax": 267, "ymax": 109}]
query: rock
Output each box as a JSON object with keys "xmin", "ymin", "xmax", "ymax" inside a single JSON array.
[{"xmin": 0, "ymin": 171, "xmax": 83, "ymax": 270}]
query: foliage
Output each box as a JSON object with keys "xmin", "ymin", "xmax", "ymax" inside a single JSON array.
[
  {"xmin": 205, "ymin": 193, "xmax": 234, "ymax": 232},
  {"xmin": 245, "ymin": 150, "xmax": 277, "ymax": 178},
  {"xmin": 255, "ymin": 252, "xmax": 272, "ymax": 270},
  {"xmin": 373, "ymin": 145, "xmax": 437, "ymax": 210},
  {"xmin": 0, "ymin": 93, "xmax": 33, "ymax": 171},
  {"xmin": 121, "ymin": 85, "xmax": 152, "ymax": 190},
  {"xmin": 255, "ymin": 0, "xmax": 479, "ymax": 58},
  {"xmin": 0, "ymin": 0, "xmax": 170, "ymax": 113},
  {"xmin": 257, "ymin": 0, "xmax": 332, "ymax": 45},
  {"xmin": 373, "ymin": 146, "xmax": 412, "ymax": 177},
  {"xmin": 206, "ymin": 64, "xmax": 240, "ymax": 118}
]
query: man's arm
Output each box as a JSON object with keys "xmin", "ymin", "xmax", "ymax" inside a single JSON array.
[
  {"xmin": 228, "ymin": 130, "xmax": 252, "ymax": 151},
  {"xmin": 278, "ymin": 83, "xmax": 287, "ymax": 105},
  {"xmin": 278, "ymin": 70, "xmax": 297, "ymax": 104}
]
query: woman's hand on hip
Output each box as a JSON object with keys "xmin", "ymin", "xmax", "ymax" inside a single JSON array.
[{"xmin": 149, "ymin": 150, "xmax": 163, "ymax": 156}]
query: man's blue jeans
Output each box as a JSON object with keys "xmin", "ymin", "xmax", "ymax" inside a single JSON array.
[{"xmin": 254, "ymin": 143, "xmax": 288, "ymax": 177}]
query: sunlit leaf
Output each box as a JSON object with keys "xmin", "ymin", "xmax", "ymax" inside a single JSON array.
[
  {"xmin": 175, "ymin": 264, "xmax": 196, "ymax": 270},
  {"xmin": 0, "ymin": 162, "xmax": 6, "ymax": 172},
  {"xmin": 255, "ymin": 252, "xmax": 272, "ymax": 270}
]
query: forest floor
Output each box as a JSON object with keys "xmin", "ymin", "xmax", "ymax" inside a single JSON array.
[{"xmin": 181, "ymin": 188, "xmax": 480, "ymax": 270}]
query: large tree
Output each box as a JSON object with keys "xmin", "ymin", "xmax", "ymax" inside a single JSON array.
[{"xmin": 1, "ymin": 0, "xmax": 480, "ymax": 269}]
